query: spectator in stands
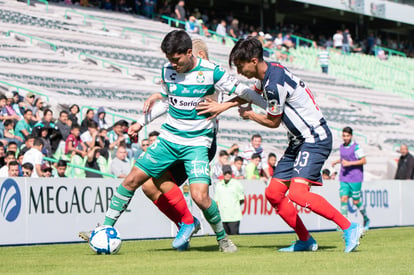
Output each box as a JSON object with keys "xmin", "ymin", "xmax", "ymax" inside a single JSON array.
[
  {"xmin": 41, "ymin": 163, "xmax": 53, "ymax": 177},
  {"xmin": 22, "ymin": 162, "xmax": 33, "ymax": 177},
  {"xmin": 12, "ymin": 92, "xmax": 24, "ymax": 118},
  {"xmin": 322, "ymin": 168, "xmax": 331, "ymax": 180},
  {"xmin": 148, "ymin": 130, "xmax": 160, "ymax": 145},
  {"xmin": 22, "ymin": 92, "xmax": 36, "ymax": 115},
  {"xmin": 22, "ymin": 137, "xmax": 44, "ymax": 178},
  {"xmin": 395, "ymin": 144, "xmax": 414, "ymax": 179},
  {"xmin": 67, "ymin": 104, "xmax": 80, "ymax": 127},
  {"xmin": 0, "ymin": 142, "xmax": 5, "ymax": 167},
  {"xmin": 85, "ymin": 146, "xmax": 103, "ymax": 178},
  {"xmin": 174, "ymin": 0, "xmax": 186, "ymax": 29},
  {"xmin": 185, "ymin": 16, "xmax": 199, "ymax": 34},
  {"xmin": 367, "ymin": 33, "xmax": 376, "ymax": 55},
  {"xmin": 263, "ymin": 152, "xmax": 277, "ymax": 179},
  {"xmin": 228, "ymin": 19, "xmax": 240, "ymax": 39},
  {"xmin": 0, "ymin": 94, "xmax": 9, "ymax": 130},
  {"xmin": 3, "ymin": 120, "xmax": 23, "ymax": 146},
  {"xmin": 55, "ymin": 110, "xmax": 71, "ymax": 142},
  {"xmin": 32, "ymin": 108, "xmax": 55, "ymax": 138},
  {"xmin": 110, "ymin": 145, "xmax": 131, "ymax": 178},
  {"xmin": 7, "ymin": 160, "xmax": 19, "ymax": 177},
  {"xmin": 216, "ymin": 20, "xmax": 227, "ymax": 44},
  {"xmin": 2, "ymin": 92, "xmax": 21, "ymax": 121},
  {"xmin": 227, "ymin": 143, "xmax": 239, "ymax": 163},
  {"xmin": 231, "ymin": 156, "xmax": 245, "ymax": 180},
  {"xmin": 240, "ymin": 133, "xmax": 266, "ymax": 170},
  {"xmin": 333, "ymin": 30, "xmax": 343, "ymax": 51},
  {"xmin": 15, "ymin": 109, "xmax": 33, "ymax": 141},
  {"xmin": 93, "ymin": 107, "xmax": 109, "ymax": 130},
  {"xmin": 65, "ymin": 125, "xmax": 87, "ymax": 158},
  {"xmin": 245, "ymin": 153, "xmax": 266, "ymax": 181},
  {"xmin": 211, "ymin": 150, "xmax": 230, "ymax": 184},
  {"xmin": 81, "ymin": 120, "xmax": 100, "ymax": 149},
  {"xmin": 98, "ymin": 128, "xmax": 110, "ymax": 159},
  {"xmin": 214, "ymin": 164, "xmax": 245, "ymax": 235},
  {"xmin": 20, "ymin": 135, "xmax": 34, "ymax": 155},
  {"xmin": 80, "ymin": 108, "xmax": 95, "ymax": 133},
  {"xmin": 108, "ymin": 120, "xmax": 131, "ymax": 153},
  {"xmin": 316, "ymin": 44, "xmax": 330, "ymax": 74},
  {"xmin": 0, "ymin": 151, "xmax": 16, "ymax": 177},
  {"xmin": 32, "ymin": 97, "xmax": 45, "ymax": 122},
  {"xmin": 16, "ymin": 150, "xmax": 24, "ymax": 176},
  {"xmin": 55, "ymin": 159, "xmax": 68, "ymax": 177},
  {"xmin": 7, "ymin": 141, "xmax": 18, "ymax": 155},
  {"xmin": 342, "ymin": 29, "xmax": 352, "ymax": 54}
]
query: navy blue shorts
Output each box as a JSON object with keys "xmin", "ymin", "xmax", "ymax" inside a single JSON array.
[
  {"xmin": 168, "ymin": 135, "xmax": 217, "ymax": 186},
  {"xmin": 273, "ymin": 136, "xmax": 332, "ymax": 185}
]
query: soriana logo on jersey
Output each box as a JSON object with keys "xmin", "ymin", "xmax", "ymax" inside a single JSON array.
[
  {"xmin": 169, "ymin": 95, "xmax": 204, "ymax": 110},
  {"xmin": 0, "ymin": 179, "xmax": 22, "ymax": 222}
]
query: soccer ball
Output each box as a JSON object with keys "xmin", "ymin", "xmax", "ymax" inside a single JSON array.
[{"xmin": 89, "ymin": 225, "xmax": 122, "ymax": 255}]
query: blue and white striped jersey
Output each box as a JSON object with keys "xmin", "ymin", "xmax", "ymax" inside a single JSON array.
[{"xmin": 254, "ymin": 62, "xmax": 331, "ymax": 143}]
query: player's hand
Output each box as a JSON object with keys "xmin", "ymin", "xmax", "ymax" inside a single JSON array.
[
  {"xmin": 341, "ymin": 159, "xmax": 351, "ymax": 167},
  {"xmin": 238, "ymin": 103, "xmax": 253, "ymax": 120},
  {"xmin": 128, "ymin": 122, "xmax": 142, "ymax": 137},
  {"xmin": 143, "ymin": 93, "xmax": 162, "ymax": 114},
  {"xmin": 196, "ymin": 97, "xmax": 224, "ymax": 120}
]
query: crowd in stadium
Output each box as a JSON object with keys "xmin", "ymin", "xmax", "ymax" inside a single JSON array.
[
  {"xmin": 0, "ymin": 90, "xmax": 280, "ymax": 180},
  {"xmin": 53, "ymin": 0, "xmax": 414, "ymax": 57}
]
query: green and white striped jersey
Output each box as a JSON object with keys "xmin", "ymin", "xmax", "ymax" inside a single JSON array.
[{"xmin": 160, "ymin": 57, "xmax": 246, "ymax": 147}]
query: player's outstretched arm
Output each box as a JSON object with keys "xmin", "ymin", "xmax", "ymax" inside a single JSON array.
[
  {"xmin": 239, "ymin": 103, "xmax": 281, "ymax": 128},
  {"xmin": 197, "ymin": 97, "xmax": 244, "ymax": 119}
]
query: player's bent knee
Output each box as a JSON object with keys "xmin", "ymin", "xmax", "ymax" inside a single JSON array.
[
  {"xmin": 287, "ymin": 179, "xmax": 310, "ymax": 206},
  {"xmin": 122, "ymin": 167, "xmax": 149, "ymax": 190},
  {"xmin": 141, "ymin": 180, "xmax": 161, "ymax": 201},
  {"xmin": 265, "ymin": 178, "xmax": 288, "ymax": 205}
]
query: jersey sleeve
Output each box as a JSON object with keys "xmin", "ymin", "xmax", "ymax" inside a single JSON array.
[
  {"xmin": 213, "ymin": 65, "xmax": 241, "ymax": 96},
  {"xmin": 264, "ymin": 83, "xmax": 286, "ymax": 117},
  {"xmin": 253, "ymin": 79, "xmax": 263, "ymax": 94},
  {"xmin": 355, "ymin": 144, "xmax": 365, "ymax": 159},
  {"xmin": 137, "ymin": 99, "xmax": 168, "ymax": 126}
]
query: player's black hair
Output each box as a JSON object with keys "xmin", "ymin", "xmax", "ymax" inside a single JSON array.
[
  {"xmin": 251, "ymin": 133, "xmax": 262, "ymax": 140},
  {"xmin": 5, "ymin": 151, "xmax": 15, "ymax": 158},
  {"xmin": 33, "ymin": 137, "xmax": 44, "ymax": 147},
  {"xmin": 43, "ymin": 108, "xmax": 53, "ymax": 117},
  {"xmin": 219, "ymin": 150, "xmax": 229, "ymax": 157},
  {"xmin": 234, "ymin": 156, "xmax": 243, "ymax": 163},
  {"xmin": 148, "ymin": 131, "xmax": 160, "ymax": 137},
  {"xmin": 8, "ymin": 160, "xmax": 19, "ymax": 168},
  {"xmin": 22, "ymin": 162, "xmax": 34, "ymax": 171},
  {"xmin": 229, "ymin": 37, "xmax": 264, "ymax": 68},
  {"xmin": 251, "ymin": 153, "xmax": 262, "ymax": 160},
  {"xmin": 161, "ymin": 30, "xmax": 192, "ymax": 55},
  {"xmin": 342, "ymin": 126, "xmax": 353, "ymax": 135},
  {"xmin": 57, "ymin": 159, "xmax": 68, "ymax": 167},
  {"xmin": 59, "ymin": 110, "xmax": 69, "ymax": 117},
  {"xmin": 322, "ymin": 168, "xmax": 330, "ymax": 176}
]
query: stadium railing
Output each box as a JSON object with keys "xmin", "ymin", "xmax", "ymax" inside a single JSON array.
[
  {"xmin": 374, "ymin": 45, "xmax": 406, "ymax": 57},
  {"xmin": 6, "ymin": 30, "xmax": 57, "ymax": 52},
  {"xmin": 64, "ymin": 8, "xmax": 107, "ymax": 31},
  {"xmin": 0, "ymin": 80, "xmax": 50, "ymax": 102},
  {"xmin": 329, "ymin": 126, "xmax": 368, "ymax": 144},
  {"xmin": 78, "ymin": 52, "xmax": 130, "ymax": 75},
  {"xmin": 290, "ymin": 34, "xmax": 316, "ymax": 48},
  {"xmin": 121, "ymin": 27, "xmax": 162, "ymax": 43}
]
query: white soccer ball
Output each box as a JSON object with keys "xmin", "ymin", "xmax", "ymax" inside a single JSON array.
[{"xmin": 89, "ymin": 225, "xmax": 122, "ymax": 255}]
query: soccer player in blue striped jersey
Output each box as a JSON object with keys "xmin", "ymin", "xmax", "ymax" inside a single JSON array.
[
  {"xmin": 94, "ymin": 31, "xmax": 266, "ymax": 253},
  {"xmin": 198, "ymin": 37, "xmax": 363, "ymax": 253}
]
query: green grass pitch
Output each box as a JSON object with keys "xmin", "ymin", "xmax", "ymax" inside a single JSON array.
[{"xmin": 1, "ymin": 227, "xmax": 413, "ymax": 274}]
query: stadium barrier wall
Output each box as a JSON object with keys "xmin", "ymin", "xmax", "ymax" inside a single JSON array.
[{"xmin": 1, "ymin": 178, "xmax": 413, "ymax": 246}]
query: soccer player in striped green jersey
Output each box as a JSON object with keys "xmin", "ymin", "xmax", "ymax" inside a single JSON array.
[{"xmin": 98, "ymin": 30, "xmax": 266, "ymax": 252}]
